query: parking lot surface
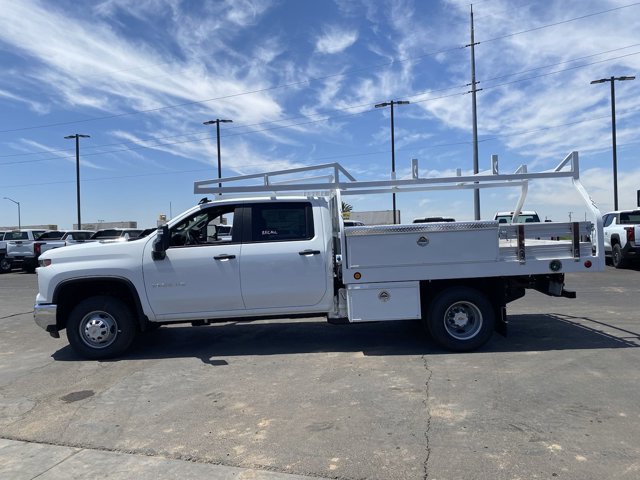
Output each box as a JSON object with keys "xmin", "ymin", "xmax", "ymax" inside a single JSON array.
[{"xmin": 1, "ymin": 267, "xmax": 639, "ymax": 479}]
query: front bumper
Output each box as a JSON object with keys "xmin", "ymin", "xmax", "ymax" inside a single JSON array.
[{"xmin": 34, "ymin": 303, "xmax": 59, "ymax": 337}]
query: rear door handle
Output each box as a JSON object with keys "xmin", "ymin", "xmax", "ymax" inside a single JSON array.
[
  {"xmin": 214, "ymin": 254, "xmax": 236, "ymax": 260},
  {"xmin": 299, "ymin": 249, "xmax": 321, "ymax": 256}
]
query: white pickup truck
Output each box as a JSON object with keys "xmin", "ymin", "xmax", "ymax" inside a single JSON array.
[
  {"xmin": 0, "ymin": 231, "xmax": 11, "ymax": 273},
  {"xmin": 602, "ymin": 209, "xmax": 640, "ymax": 268},
  {"xmin": 6, "ymin": 229, "xmax": 46, "ymax": 273},
  {"xmin": 34, "ymin": 152, "xmax": 605, "ymax": 359}
]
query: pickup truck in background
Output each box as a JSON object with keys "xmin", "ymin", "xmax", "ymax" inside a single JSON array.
[
  {"xmin": 33, "ymin": 151, "xmax": 605, "ymax": 360},
  {"xmin": 494, "ymin": 210, "xmax": 541, "ymax": 224},
  {"xmin": 31, "ymin": 230, "xmax": 95, "ymax": 267},
  {"xmin": 0, "ymin": 231, "xmax": 11, "ymax": 273},
  {"xmin": 603, "ymin": 209, "xmax": 640, "ymax": 268},
  {"xmin": 5, "ymin": 229, "xmax": 46, "ymax": 273}
]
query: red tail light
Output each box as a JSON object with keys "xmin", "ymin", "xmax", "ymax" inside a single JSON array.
[
  {"xmin": 34, "ymin": 242, "xmax": 42, "ymax": 256},
  {"xmin": 625, "ymin": 227, "xmax": 635, "ymax": 243}
]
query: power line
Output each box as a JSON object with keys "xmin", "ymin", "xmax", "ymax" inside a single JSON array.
[
  {"xmin": 479, "ymin": 2, "xmax": 640, "ymax": 44},
  {"xmin": 5, "ymin": 108, "xmax": 639, "ymax": 190}
]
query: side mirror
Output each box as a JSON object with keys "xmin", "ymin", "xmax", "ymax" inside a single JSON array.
[{"xmin": 152, "ymin": 225, "xmax": 171, "ymax": 260}]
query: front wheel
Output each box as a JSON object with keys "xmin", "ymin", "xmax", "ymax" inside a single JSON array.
[
  {"xmin": 425, "ymin": 287, "xmax": 495, "ymax": 352},
  {"xmin": 0, "ymin": 256, "xmax": 11, "ymax": 273},
  {"xmin": 66, "ymin": 296, "xmax": 137, "ymax": 359}
]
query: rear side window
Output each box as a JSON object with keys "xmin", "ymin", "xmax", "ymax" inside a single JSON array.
[
  {"xmin": 91, "ymin": 230, "xmax": 120, "ymax": 239},
  {"xmin": 38, "ymin": 231, "xmax": 65, "ymax": 240},
  {"xmin": 66, "ymin": 232, "xmax": 93, "ymax": 241},
  {"xmin": 620, "ymin": 211, "xmax": 640, "ymax": 224},
  {"xmin": 250, "ymin": 203, "xmax": 314, "ymax": 242}
]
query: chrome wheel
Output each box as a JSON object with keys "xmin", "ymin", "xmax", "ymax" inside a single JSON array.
[
  {"xmin": 443, "ymin": 301, "xmax": 483, "ymax": 340},
  {"xmin": 79, "ymin": 310, "xmax": 118, "ymax": 349}
]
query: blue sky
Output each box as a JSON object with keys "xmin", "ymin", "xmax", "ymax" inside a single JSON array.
[{"xmin": 1, "ymin": 0, "xmax": 639, "ymax": 229}]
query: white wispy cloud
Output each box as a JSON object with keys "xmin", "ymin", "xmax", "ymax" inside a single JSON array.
[{"xmin": 316, "ymin": 26, "xmax": 358, "ymax": 54}]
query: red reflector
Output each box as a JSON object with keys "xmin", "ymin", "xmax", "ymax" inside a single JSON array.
[
  {"xmin": 584, "ymin": 260, "xmax": 592, "ymax": 268},
  {"xmin": 625, "ymin": 227, "xmax": 635, "ymax": 243}
]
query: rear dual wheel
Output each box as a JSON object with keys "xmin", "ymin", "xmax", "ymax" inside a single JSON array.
[{"xmin": 424, "ymin": 287, "xmax": 495, "ymax": 352}]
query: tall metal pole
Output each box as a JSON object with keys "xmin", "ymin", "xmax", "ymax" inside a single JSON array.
[
  {"xmin": 75, "ymin": 136, "xmax": 81, "ymax": 229},
  {"xmin": 590, "ymin": 75, "xmax": 635, "ymax": 211},
  {"xmin": 375, "ymin": 100, "xmax": 409, "ymax": 224},
  {"xmin": 3, "ymin": 197, "xmax": 20, "ymax": 230},
  {"xmin": 609, "ymin": 77, "xmax": 619, "ymax": 210},
  {"xmin": 65, "ymin": 134, "xmax": 90, "ymax": 229},
  {"xmin": 203, "ymin": 119, "xmax": 233, "ymax": 195},
  {"xmin": 470, "ymin": 4, "xmax": 481, "ymax": 220},
  {"xmin": 390, "ymin": 101, "xmax": 397, "ymax": 224},
  {"xmin": 216, "ymin": 120, "xmax": 222, "ymax": 190}
]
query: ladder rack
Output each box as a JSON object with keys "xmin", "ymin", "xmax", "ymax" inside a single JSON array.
[{"xmin": 195, "ymin": 151, "xmax": 581, "ymax": 197}]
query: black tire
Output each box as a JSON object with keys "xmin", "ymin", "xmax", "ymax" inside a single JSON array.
[
  {"xmin": 425, "ymin": 287, "xmax": 495, "ymax": 352},
  {"xmin": 612, "ymin": 244, "xmax": 627, "ymax": 269},
  {"xmin": 66, "ymin": 296, "xmax": 137, "ymax": 359},
  {"xmin": 0, "ymin": 256, "xmax": 11, "ymax": 273}
]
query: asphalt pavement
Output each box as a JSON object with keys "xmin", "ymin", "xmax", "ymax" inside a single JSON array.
[{"xmin": 1, "ymin": 266, "xmax": 639, "ymax": 480}]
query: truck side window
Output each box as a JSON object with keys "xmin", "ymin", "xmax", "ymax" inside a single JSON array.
[
  {"xmin": 250, "ymin": 203, "xmax": 314, "ymax": 242},
  {"xmin": 170, "ymin": 205, "xmax": 237, "ymax": 247},
  {"xmin": 603, "ymin": 214, "xmax": 614, "ymax": 227}
]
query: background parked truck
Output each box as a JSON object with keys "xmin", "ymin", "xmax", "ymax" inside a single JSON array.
[{"xmin": 603, "ymin": 209, "xmax": 640, "ymax": 268}]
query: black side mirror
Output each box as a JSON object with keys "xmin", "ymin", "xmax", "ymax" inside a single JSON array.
[{"xmin": 152, "ymin": 225, "xmax": 170, "ymax": 260}]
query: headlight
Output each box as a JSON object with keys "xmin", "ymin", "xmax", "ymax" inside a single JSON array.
[{"xmin": 39, "ymin": 259, "xmax": 52, "ymax": 267}]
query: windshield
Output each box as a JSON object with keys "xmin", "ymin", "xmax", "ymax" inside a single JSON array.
[{"xmin": 4, "ymin": 231, "xmax": 43, "ymax": 240}]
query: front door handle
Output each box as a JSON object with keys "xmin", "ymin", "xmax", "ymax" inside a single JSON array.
[
  {"xmin": 214, "ymin": 254, "xmax": 236, "ymax": 260},
  {"xmin": 299, "ymin": 249, "xmax": 321, "ymax": 256}
]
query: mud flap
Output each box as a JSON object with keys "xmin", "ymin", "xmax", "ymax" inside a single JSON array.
[{"xmin": 495, "ymin": 305, "xmax": 508, "ymax": 337}]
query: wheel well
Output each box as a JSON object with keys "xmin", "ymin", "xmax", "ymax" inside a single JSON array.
[
  {"xmin": 611, "ymin": 235, "xmax": 620, "ymax": 246},
  {"xmin": 54, "ymin": 278, "xmax": 145, "ymax": 331}
]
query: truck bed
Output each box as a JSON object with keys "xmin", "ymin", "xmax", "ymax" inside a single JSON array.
[{"xmin": 342, "ymin": 221, "xmax": 597, "ymax": 284}]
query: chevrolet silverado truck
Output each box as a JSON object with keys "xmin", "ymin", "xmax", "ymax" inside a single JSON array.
[
  {"xmin": 6, "ymin": 229, "xmax": 46, "ymax": 273},
  {"xmin": 602, "ymin": 209, "xmax": 640, "ymax": 268},
  {"xmin": 0, "ymin": 231, "xmax": 11, "ymax": 273},
  {"xmin": 34, "ymin": 152, "xmax": 604, "ymax": 359}
]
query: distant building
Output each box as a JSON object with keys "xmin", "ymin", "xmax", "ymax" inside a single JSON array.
[
  {"xmin": 0, "ymin": 224, "xmax": 57, "ymax": 230},
  {"xmin": 349, "ymin": 210, "xmax": 400, "ymax": 225},
  {"xmin": 76, "ymin": 221, "xmax": 137, "ymax": 230}
]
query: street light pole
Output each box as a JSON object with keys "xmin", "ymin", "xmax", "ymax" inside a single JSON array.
[
  {"xmin": 3, "ymin": 197, "xmax": 21, "ymax": 230},
  {"xmin": 203, "ymin": 119, "xmax": 233, "ymax": 193},
  {"xmin": 375, "ymin": 100, "xmax": 410, "ymax": 224},
  {"xmin": 590, "ymin": 75, "xmax": 635, "ymax": 210},
  {"xmin": 64, "ymin": 134, "xmax": 90, "ymax": 229}
]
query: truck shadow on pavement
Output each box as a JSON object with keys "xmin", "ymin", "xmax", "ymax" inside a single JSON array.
[{"xmin": 52, "ymin": 313, "xmax": 640, "ymax": 363}]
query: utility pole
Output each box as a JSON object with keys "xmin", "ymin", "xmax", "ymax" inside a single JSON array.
[
  {"xmin": 64, "ymin": 134, "xmax": 90, "ymax": 229},
  {"xmin": 467, "ymin": 4, "xmax": 482, "ymax": 220}
]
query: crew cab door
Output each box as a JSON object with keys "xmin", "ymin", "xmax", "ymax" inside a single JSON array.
[
  {"xmin": 240, "ymin": 201, "xmax": 328, "ymax": 311},
  {"xmin": 143, "ymin": 204, "xmax": 244, "ymax": 319}
]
